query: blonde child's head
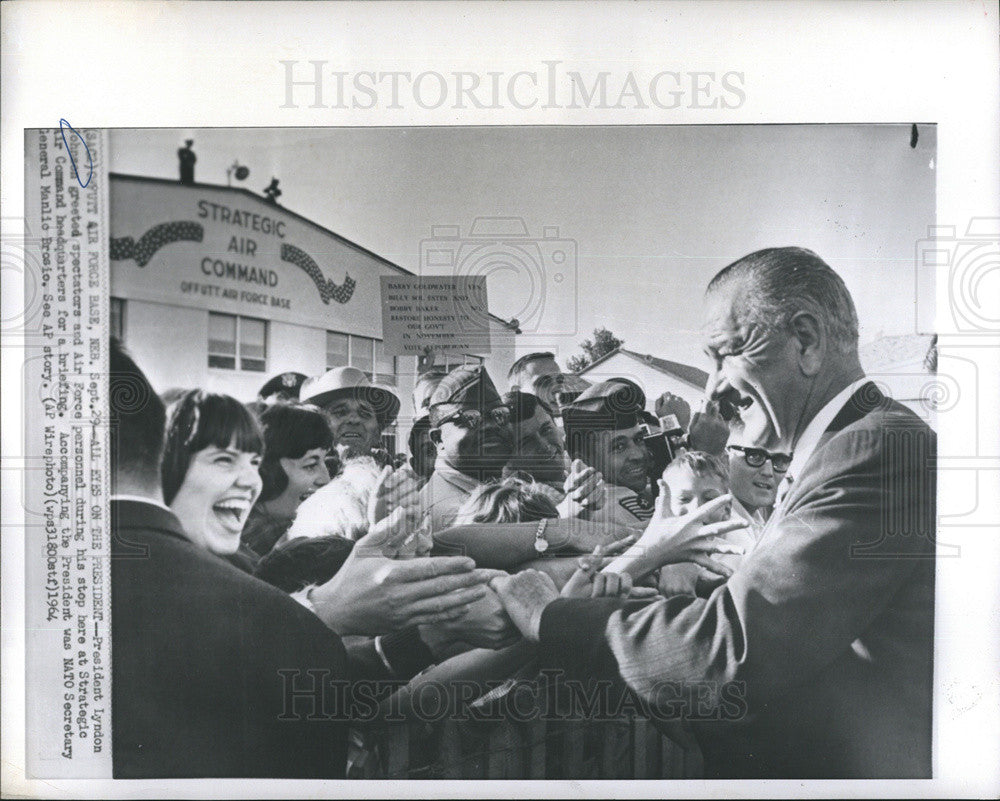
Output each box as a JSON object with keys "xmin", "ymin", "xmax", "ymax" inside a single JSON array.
[{"xmin": 662, "ymin": 451, "xmax": 730, "ymax": 522}]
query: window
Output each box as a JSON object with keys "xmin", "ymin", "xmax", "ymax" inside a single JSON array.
[
  {"xmin": 326, "ymin": 332, "xmax": 349, "ymax": 369},
  {"xmin": 374, "ymin": 340, "xmax": 397, "ymax": 386},
  {"xmin": 208, "ymin": 313, "xmax": 237, "ymax": 369},
  {"xmin": 209, "ymin": 313, "xmax": 267, "ymax": 372},
  {"xmin": 239, "ymin": 317, "xmax": 267, "ymax": 372},
  {"xmin": 352, "ymin": 336, "xmax": 374, "ymax": 378},
  {"xmin": 110, "ymin": 297, "xmax": 125, "ymax": 341},
  {"xmin": 326, "ymin": 332, "xmax": 399, "ymax": 386}
]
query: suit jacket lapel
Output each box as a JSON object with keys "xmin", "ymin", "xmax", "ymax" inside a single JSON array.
[{"xmin": 767, "ymin": 382, "xmax": 886, "ymax": 529}]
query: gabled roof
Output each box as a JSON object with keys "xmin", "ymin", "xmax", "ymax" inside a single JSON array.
[{"xmin": 577, "ymin": 347, "xmax": 709, "ymax": 390}]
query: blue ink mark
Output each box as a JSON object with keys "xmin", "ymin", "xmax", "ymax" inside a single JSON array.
[{"xmin": 59, "ymin": 119, "xmax": 93, "ymax": 188}]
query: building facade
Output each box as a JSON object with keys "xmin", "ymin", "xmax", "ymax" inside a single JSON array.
[
  {"xmin": 109, "ymin": 173, "xmax": 517, "ymax": 452},
  {"xmin": 576, "ymin": 348, "xmax": 710, "ymax": 412}
]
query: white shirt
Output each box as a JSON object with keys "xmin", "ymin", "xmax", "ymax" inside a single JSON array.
[{"xmin": 785, "ymin": 376, "xmax": 869, "ymax": 483}]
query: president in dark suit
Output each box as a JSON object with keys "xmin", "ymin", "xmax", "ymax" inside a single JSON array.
[{"xmin": 491, "ymin": 247, "xmax": 936, "ymax": 779}]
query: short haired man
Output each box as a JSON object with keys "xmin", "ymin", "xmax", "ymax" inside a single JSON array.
[
  {"xmin": 507, "ymin": 351, "xmax": 590, "ymax": 415},
  {"xmin": 492, "ymin": 247, "xmax": 936, "ymax": 779},
  {"xmin": 418, "ymin": 365, "xmax": 515, "ymax": 531},
  {"xmin": 561, "ymin": 380, "xmax": 655, "ymax": 530},
  {"xmin": 503, "ymin": 390, "xmax": 566, "ymax": 490}
]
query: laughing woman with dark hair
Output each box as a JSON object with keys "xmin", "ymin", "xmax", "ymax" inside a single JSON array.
[
  {"xmin": 162, "ymin": 390, "xmax": 265, "ymax": 558},
  {"xmin": 240, "ymin": 403, "xmax": 335, "ymax": 561}
]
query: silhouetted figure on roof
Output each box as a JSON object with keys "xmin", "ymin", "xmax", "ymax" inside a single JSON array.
[
  {"xmin": 263, "ymin": 178, "xmax": 282, "ymax": 204},
  {"xmin": 178, "ymin": 140, "xmax": 196, "ymax": 184}
]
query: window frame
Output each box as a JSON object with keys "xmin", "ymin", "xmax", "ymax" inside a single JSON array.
[{"xmin": 208, "ymin": 312, "xmax": 268, "ymax": 373}]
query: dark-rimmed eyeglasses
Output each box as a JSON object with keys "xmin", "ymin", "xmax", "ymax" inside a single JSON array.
[
  {"xmin": 727, "ymin": 444, "xmax": 792, "ymax": 473},
  {"xmin": 437, "ymin": 405, "xmax": 512, "ymax": 430}
]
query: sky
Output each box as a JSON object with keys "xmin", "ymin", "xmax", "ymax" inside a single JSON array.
[{"xmin": 110, "ymin": 124, "xmax": 936, "ymax": 370}]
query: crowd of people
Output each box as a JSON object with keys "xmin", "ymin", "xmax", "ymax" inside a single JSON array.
[{"xmin": 110, "ymin": 246, "xmax": 936, "ymax": 780}]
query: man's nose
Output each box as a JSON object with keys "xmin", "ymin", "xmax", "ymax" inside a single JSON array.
[{"xmin": 758, "ymin": 459, "xmax": 775, "ymax": 478}]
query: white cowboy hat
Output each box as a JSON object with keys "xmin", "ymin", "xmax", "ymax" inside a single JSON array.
[{"xmin": 300, "ymin": 366, "xmax": 401, "ymax": 428}]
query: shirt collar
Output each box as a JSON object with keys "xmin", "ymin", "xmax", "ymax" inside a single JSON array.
[
  {"xmin": 110, "ymin": 494, "xmax": 173, "ymax": 514},
  {"xmin": 786, "ymin": 376, "xmax": 869, "ymax": 479},
  {"xmin": 730, "ymin": 496, "xmax": 768, "ymax": 536},
  {"xmin": 431, "ymin": 460, "xmax": 484, "ymax": 494}
]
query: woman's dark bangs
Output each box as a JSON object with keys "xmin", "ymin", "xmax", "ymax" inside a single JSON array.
[{"xmin": 189, "ymin": 393, "xmax": 264, "ymax": 456}]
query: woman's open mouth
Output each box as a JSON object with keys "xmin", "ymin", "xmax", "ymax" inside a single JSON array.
[{"xmin": 212, "ymin": 498, "xmax": 251, "ymax": 530}]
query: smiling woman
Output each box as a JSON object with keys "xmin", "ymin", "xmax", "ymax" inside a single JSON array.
[
  {"xmin": 161, "ymin": 390, "xmax": 265, "ymax": 556},
  {"xmin": 240, "ymin": 403, "xmax": 334, "ymax": 561}
]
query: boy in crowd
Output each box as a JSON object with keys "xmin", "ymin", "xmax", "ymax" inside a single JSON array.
[{"xmin": 657, "ymin": 450, "xmax": 754, "ymax": 595}]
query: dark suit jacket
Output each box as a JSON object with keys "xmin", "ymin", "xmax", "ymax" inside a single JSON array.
[
  {"xmin": 538, "ymin": 384, "xmax": 936, "ymax": 778},
  {"xmin": 111, "ymin": 500, "xmax": 351, "ymax": 778}
]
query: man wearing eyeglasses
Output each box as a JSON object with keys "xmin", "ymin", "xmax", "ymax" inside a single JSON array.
[
  {"xmin": 491, "ymin": 247, "xmax": 936, "ymax": 779},
  {"xmin": 725, "ymin": 441, "xmax": 789, "ymax": 538},
  {"xmin": 418, "ymin": 365, "xmax": 516, "ymax": 531}
]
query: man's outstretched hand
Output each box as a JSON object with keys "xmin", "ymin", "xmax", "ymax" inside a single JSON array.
[
  {"xmin": 308, "ymin": 524, "xmax": 501, "ymax": 636},
  {"xmin": 488, "ymin": 569, "xmax": 560, "ymax": 643}
]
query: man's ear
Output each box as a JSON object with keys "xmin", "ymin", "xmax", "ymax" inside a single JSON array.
[
  {"xmin": 788, "ymin": 311, "xmax": 824, "ymax": 376},
  {"xmin": 428, "ymin": 427, "xmax": 442, "ymax": 446}
]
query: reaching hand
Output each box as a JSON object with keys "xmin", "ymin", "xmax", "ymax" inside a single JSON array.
[
  {"xmin": 420, "ymin": 585, "xmax": 522, "ymax": 656},
  {"xmin": 308, "ymin": 524, "xmax": 500, "ymax": 636},
  {"xmin": 654, "ymin": 391, "xmax": 692, "ymax": 430},
  {"xmin": 560, "ymin": 537, "xmax": 648, "ymax": 599},
  {"xmin": 557, "ymin": 459, "xmax": 606, "ymax": 518},
  {"xmin": 488, "ymin": 569, "xmax": 560, "ymax": 642},
  {"xmin": 688, "ymin": 399, "xmax": 730, "ymax": 455},
  {"xmin": 604, "ymin": 492, "xmax": 748, "ymax": 581}
]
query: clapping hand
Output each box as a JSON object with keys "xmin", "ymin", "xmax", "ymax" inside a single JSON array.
[{"xmin": 368, "ymin": 463, "xmax": 423, "ymax": 526}]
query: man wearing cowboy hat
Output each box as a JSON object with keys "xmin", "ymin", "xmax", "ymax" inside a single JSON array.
[{"xmin": 301, "ymin": 366, "xmax": 401, "ymax": 461}]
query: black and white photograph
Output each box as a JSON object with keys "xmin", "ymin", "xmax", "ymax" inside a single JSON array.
[{"xmin": 3, "ymin": 2, "xmax": 999, "ymax": 798}]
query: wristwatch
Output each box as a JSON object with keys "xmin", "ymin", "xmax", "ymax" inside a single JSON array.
[{"xmin": 534, "ymin": 517, "xmax": 550, "ymax": 554}]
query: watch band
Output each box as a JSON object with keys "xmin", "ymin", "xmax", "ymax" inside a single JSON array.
[{"xmin": 534, "ymin": 517, "xmax": 550, "ymax": 554}]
